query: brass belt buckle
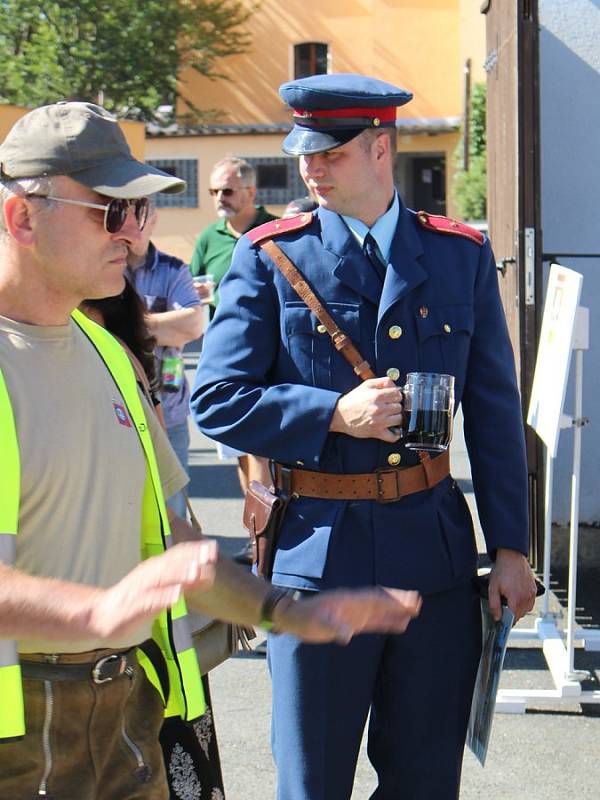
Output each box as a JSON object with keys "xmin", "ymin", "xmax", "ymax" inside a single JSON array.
[
  {"xmin": 375, "ymin": 469, "xmax": 401, "ymax": 503},
  {"xmin": 92, "ymin": 653, "xmax": 127, "ymax": 684}
]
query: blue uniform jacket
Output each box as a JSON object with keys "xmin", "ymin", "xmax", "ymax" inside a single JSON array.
[{"xmin": 191, "ymin": 201, "xmax": 529, "ymax": 594}]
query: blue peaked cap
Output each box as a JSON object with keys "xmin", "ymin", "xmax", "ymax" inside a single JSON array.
[{"xmin": 279, "ymin": 73, "xmax": 413, "ymax": 155}]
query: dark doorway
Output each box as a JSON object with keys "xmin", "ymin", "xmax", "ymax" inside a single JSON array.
[
  {"xmin": 394, "ymin": 154, "xmax": 446, "ymax": 215},
  {"xmin": 411, "ymin": 157, "xmax": 446, "ymax": 214}
]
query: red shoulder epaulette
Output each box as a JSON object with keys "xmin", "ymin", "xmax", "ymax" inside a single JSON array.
[
  {"xmin": 245, "ymin": 212, "xmax": 314, "ymax": 246},
  {"xmin": 416, "ymin": 211, "xmax": 484, "ymax": 246}
]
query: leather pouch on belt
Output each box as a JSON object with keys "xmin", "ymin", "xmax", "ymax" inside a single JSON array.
[{"xmin": 243, "ymin": 480, "xmax": 288, "ymax": 579}]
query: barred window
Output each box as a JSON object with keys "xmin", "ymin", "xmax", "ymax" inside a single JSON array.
[
  {"xmin": 146, "ymin": 158, "xmax": 198, "ymax": 208},
  {"xmin": 294, "ymin": 42, "xmax": 329, "ymax": 79},
  {"xmin": 246, "ymin": 157, "xmax": 307, "ymax": 206}
]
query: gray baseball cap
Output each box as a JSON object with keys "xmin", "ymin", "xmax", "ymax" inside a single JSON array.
[{"xmin": 0, "ymin": 101, "xmax": 185, "ymax": 198}]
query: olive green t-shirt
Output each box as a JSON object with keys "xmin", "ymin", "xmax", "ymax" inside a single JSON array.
[
  {"xmin": 0, "ymin": 314, "xmax": 187, "ymax": 653},
  {"xmin": 190, "ymin": 205, "xmax": 277, "ymax": 308}
]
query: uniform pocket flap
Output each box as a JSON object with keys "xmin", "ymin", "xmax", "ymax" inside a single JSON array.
[
  {"xmin": 284, "ymin": 301, "xmax": 361, "ymax": 337},
  {"xmin": 284, "ymin": 304, "xmax": 316, "ymax": 335},
  {"xmin": 415, "ymin": 304, "xmax": 474, "ymax": 342}
]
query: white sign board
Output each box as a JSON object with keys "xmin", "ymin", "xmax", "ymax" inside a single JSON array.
[{"xmin": 527, "ymin": 263, "xmax": 583, "ymax": 457}]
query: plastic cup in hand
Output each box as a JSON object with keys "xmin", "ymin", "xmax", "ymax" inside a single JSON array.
[{"xmin": 193, "ymin": 273, "xmax": 215, "ymax": 303}]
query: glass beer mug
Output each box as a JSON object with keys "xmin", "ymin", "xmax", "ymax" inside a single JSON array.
[{"xmin": 401, "ymin": 372, "xmax": 455, "ymax": 452}]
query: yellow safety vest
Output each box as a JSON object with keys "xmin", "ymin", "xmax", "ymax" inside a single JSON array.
[{"xmin": 0, "ymin": 309, "xmax": 204, "ymax": 741}]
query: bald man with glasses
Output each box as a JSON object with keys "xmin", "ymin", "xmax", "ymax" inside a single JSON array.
[{"xmin": 190, "ymin": 156, "xmax": 277, "ymax": 310}]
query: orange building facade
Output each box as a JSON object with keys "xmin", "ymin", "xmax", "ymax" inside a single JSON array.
[
  {"xmin": 0, "ymin": 2, "xmax": 486, "ymax": 262},
  {"xmin": 147, "ymin": 0, "xmax": 486, "ymax": 260}
]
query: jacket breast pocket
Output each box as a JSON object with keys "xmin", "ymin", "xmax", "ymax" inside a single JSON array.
[
  {"xmin": 284, "ymin": 302, "xmax": 361, "ymax": 389},
  {"xmin": 415, "ymin": 304, "xmax": 474, "ymax": 383}
]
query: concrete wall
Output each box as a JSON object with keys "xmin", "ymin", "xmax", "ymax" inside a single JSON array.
[{"xmin": 539, "ymin": 0, "xmax": 600, "ymax": 523}]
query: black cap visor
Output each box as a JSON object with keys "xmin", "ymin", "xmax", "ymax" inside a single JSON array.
[{"xmin": 282, "ymin": 126, "xmax": 367, "ymax": 156}]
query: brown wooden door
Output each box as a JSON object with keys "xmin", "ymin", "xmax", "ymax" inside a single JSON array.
[
  {"xmin": 482, "ymin": 0, "xmax": 544, "ymax": 568},
  {"xmin": 484, "ymin": 0, "xmax": 520, "ymax": 375}
]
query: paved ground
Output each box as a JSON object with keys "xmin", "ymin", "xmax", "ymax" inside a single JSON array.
[{"xmin": 184, "ymin": 354, "xmax": 600, "ymax": 799}]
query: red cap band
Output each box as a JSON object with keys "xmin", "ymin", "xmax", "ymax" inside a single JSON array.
[{"xmin": 293, "ymin": 106, "xmax": 396, "ymax": 123}]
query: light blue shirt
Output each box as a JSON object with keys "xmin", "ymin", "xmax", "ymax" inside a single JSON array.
[
  {"xmin": 126, "ymin": 243, "xmax": 200, "ymax": 429},
  {"xmin": 341, "ymin": 191, "xmax": 400, "ymax": 264}
]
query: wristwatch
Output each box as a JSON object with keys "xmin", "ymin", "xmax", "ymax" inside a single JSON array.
[{"xmin": 259, "ymin": 587, "xmax": 300, "ymax": 632}]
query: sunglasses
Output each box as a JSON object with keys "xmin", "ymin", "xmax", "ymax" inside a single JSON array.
[
  {"xmin": 208, "ymin": 187, "xmax": 248, "ymax": 197},
  {"xmin": 27, "ymin": 195, "xmax": 150, "ymax": 234}
]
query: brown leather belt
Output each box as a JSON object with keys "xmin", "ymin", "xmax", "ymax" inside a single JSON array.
[
  {"xmin": 274, "ymin": 449, "xmax": 450, "ymax": 503},
  {"xmin": 20, "ymin": 645, "xmax": 139, "ymax": 684}
]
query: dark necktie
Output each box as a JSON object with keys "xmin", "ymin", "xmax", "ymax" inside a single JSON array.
[{"xmin": 363, "ymin": 232, "xmax": 386, "ymax": 282}]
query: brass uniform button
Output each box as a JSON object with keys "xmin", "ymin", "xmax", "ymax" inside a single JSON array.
[
  {"xmin": 388, "ymin": 325, "xmax": 403, "ymax": 339},
  {"xmin": 386, "ymin": 367, "xmax": 400, "ymax": 381},
  {"xmin": 387, "ymin": 453, "xmax": 402, "ymax": 466},
  {"xmin": 316, "ymin": 324, "xmax": 327, "ymax": 334},
  {"xmin": 443, "ymin": 323, "xmax": 452, "ymax": 334}
]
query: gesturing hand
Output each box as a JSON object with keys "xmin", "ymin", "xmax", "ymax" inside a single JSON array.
[
  {"xmin": 90, "ymin": 540, "xmax": 218, "ymax": 640},
  {"xmin": 330, "ymin": 377, "xmax": 403, "ymax": 442},
  {"xmin": 277, "ymin": 587, "xmax": 422, "ymax": 644}
]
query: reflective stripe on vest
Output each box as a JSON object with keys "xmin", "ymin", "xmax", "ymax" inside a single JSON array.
[
  {"xmin": 0, "ymin": 369, "xmax": 25, "ymax": 740},
  {"xmin": 0, "ymin": 314, "xmax": 204, "ymax": 741}
]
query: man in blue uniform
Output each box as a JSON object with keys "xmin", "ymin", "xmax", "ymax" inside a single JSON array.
[{"xmin": 191, "ymin": 74, "xmax": 537, "ymax": 799}]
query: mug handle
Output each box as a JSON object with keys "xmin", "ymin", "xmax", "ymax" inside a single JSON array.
[{"xmin": 388, "ymin": 388, "xmax": 405, "ymax": 438}]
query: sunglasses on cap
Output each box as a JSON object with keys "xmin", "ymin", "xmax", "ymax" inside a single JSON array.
[
  {"xmin": 26, "ymin": 194, "xmax": 150, "ymax": 234},
  {"xmin": 208, "ymin": 186, "xmax": 249, "ymax": 197}
]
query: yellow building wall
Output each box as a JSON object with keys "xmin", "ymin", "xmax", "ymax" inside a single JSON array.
[
  {"xmin": 0, "ymin": 105, "xmax": 28, "ymax": 142},
  {"xmin": 147, "ymin": 133, "xmax": 287, "ymax": 261},
  {"xmin": 178, "ymin": 0, "xmax": 462, "ymax": 125},
  {"xmin": 152, "ymin": 0, "xmax": 483, "ymax": 259},
  {"xmin": 0, "ymin": 105, "xmax": 145, "ymax": 160},
  {"xmin": 459, "ymin": 0, "xmax": 487, "ymax": 84},
  {"xmin": 119, "ymin": 119, "xmax": 146, "ymax": 161}
]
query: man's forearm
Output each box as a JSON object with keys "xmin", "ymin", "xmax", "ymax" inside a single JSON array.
[
  {"xmin": 0, "ymin": 541, "xmax": 218, "ymax": 642},
  {"xmin": 169, "ymin": 514, "xmax": 268, "ymax": 625},
  {"xmin": 185, "ymin": 554, "xmax": 269, "ymax": 626},
  {"xmin": 146, "ymin": 307, "xmax": 203, "ymax": 348},
  {"xmin": 171, "ymin": 513, "xmax": 422, "ymax": 641},
  {"xmin": 0, "ymin": 563, "xmax": 100, "ymax": 639}
]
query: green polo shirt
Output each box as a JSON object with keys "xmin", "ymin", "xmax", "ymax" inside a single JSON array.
[{"xmin": 190, "ymin": 205, "xmax": 277, "ymax": 308}]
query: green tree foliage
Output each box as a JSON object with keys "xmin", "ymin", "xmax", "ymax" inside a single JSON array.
[
  {"xmin": 453, "ymin": 82, "xmax": 487, "ymax": 220},
  {"xmin": 0, "ymin": 0, "xmax": 254, "ymax": 121}
]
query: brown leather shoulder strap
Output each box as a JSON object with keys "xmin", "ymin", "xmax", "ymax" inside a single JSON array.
[{"xmin": 260, "ymin": 238, "xmax": 376, "ymax": 381}]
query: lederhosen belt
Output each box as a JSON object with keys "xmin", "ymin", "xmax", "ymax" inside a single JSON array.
[
  {"xmin": 274, "ymin": 449, "xmax": 450, "ymax": 503},
  {"xmin": 19, "ymin": 646, "xmax": 140, "ymax": 684}
]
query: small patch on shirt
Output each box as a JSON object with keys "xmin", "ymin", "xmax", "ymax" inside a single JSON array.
[{"xmin": 112, "ymin": 400, "xmax": 132, "ymax": 428}]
